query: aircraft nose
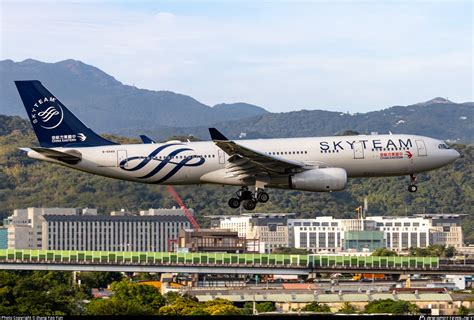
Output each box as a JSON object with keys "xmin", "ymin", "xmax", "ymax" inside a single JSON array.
[{"xmin": 450, "ymin": 150, "xmax": 461, "ymax": 161}]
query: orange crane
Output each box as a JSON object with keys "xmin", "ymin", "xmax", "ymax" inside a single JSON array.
[{"xmin": 166, "ymin": 185, "xmax": 200, "ymax": 229}]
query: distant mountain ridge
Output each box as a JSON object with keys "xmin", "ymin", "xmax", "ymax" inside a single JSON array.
[
  {"xmin": 0, "ymin": 59, "xmax": 269, "ymax": 131},
  {"xmin": 0, "ymin": 59, "xmax": 472, "ymax": 143}
]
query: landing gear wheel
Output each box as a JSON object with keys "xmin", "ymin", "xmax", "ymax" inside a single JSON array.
[
  {"xmin": 408, "ymin": 174, "xmax": 417, "ymax": 193},
  {"xmin": 243, "ymin": 199, "xmax": 257, "ymax": 210},
  {"xmin": 228, "ymin": 198, "xmax": 241, "ymax": 209},
  {"xmin": 257, "ymin": 192, "xmax": 269, "ymax": 203},
  {"xmin": 241, "ymin": 190, "xmax": 253, "ymax": 200},
  {"xmin": 237, "ymin": 188, "xmax": 253, "ymax": 200}
]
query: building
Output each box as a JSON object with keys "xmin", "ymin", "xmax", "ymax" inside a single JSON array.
[
  {"xmin": 366, "ymin": 216, "xmax": 431, "ymax": 251},
  {"xmin": 6, "ymin": 207, "xmax": 191, "ymax": 252},
  {"xmin": 289, "ymin": 215, "xmax": 464, "ymax": 253},
  {"xmin": 193, "ymin": 290, "xmax": 462, "ymax": 315},
  {"xmin": 289, "ymin": 217, "xmax": 381, "ymax": 253},
  {"xmin": 418, "ymin": 214, "xmax": 465, "ymax": 249},
  {"xmin": 6, "ymin": 207, "xmax": 96, "ymax": 250},
  {"xmin": 178, "ymin": 229, "xmax": 246, "ymax": 253},
  {"xmin": 214, "ymin": 213, "xmax": 293, "ymax": 253}
]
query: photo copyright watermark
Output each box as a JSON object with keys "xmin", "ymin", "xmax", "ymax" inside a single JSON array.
[
  {"xmin": 421, "ymin": 316, "xmax": 474, "ymax": 320},
  {"xmin": 1, "ymin": 317, "xmax": 64, "ymax": 320}
]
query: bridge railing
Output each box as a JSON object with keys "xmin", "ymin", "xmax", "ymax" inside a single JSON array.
[
  {"xmin": 309, "ymin": 255, "xmax": 438, "ymax": 269},
  {"xmin": 0, "ymin": 250, "xmax": 439, "ymax": 269},
  {"xmin": 0, "ymin": 250, "xmax": 309, "ymax": 268}
]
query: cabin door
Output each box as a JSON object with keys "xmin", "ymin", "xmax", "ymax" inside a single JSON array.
[
  {"xmin": 353, "ymin": 142, "xmax": 364, "ymax": 159},
  {"xmin": 415, "ymin": 140, "xmax": 427, "ymax": 157},
  {"xmin": 117, "ymin": 150, "xmax": 128, "ymax": 168},
  {"xmin": 218, "ymin": 149, "xmax": 226, "ymax": 164}
]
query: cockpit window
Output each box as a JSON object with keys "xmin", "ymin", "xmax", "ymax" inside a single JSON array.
[{"xmin": 438, "ymin": 143, "xmax": 450, "ymax": 149}]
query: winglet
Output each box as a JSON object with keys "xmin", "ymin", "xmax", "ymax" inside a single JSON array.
[
  {"xmin": 209, "ymin": 128, "xmax": 229, "ymax": 141},
  {"xmin": 139, "ymin": 135, "xmax": 156, "ymax": 144}
]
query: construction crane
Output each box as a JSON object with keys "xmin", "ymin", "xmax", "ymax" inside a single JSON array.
[{"xmin": 166, "ymin": 185, "xmax": 200, "ymax": 229}]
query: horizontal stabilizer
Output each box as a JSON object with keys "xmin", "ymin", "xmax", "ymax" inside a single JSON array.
[{"xmin": 30, "ymin": 147, "xmax": 82, "ymax": 164}]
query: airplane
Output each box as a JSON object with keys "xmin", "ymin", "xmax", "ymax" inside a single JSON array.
[{"xmin": 15, "ymin": 80, "xmax": 461, "ymax": 210}]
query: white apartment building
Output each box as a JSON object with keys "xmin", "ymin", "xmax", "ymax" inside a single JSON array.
[
  {"xmin": 7, "ymin": 207, "xmax": 191, "ymax": 252},
  {"xmin": 366, "ymin": 216, "xmax": 430, "ymax": 250},
  {"xmin": 7, "ymin": 207, "xmax": 96, "ymax": 249},
  {"xmin": 289, "ymin": 217, "xmax": 382, "ymax": 253},
  {"xmin": 289, "ymin": 214, "xmax": 464, "ymax": 253}
]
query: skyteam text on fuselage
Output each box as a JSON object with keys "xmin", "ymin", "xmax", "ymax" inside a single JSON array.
[{"xmin": 15, "ymin": 80, "xmax": 460, "ymax": 210}]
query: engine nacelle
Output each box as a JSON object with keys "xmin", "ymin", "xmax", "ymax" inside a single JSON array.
[{"xmin": 290, "ymin": 168, "xmax": 347, "ymax": 192}]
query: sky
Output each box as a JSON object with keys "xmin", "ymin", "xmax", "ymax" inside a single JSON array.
[{"xmin": 0, "ymin": 0, "xmax": 472, "ymax": 113}]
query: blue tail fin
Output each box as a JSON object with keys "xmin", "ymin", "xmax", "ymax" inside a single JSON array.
[{"xmin": 15, "ymin": 80, "xmax": 117, "ymax": 148}]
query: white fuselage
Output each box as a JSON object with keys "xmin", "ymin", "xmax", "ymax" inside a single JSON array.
[{"xmin": 27, "ymin": 134, "xmax": 460, "ymax": 189}]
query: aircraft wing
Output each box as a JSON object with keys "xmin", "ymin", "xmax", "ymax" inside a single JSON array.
[{"xmin": 209, "ymin": 128, "xmax": 305, "ymax": 176}]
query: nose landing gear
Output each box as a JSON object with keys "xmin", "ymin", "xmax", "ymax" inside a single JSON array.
[
  {"xmin": 408, "ymin": 174, "xmax": 418, "ymax": 193},
  {"xmin": 227, "ymin": 187, "xmax": 269, "ymax": 210}
]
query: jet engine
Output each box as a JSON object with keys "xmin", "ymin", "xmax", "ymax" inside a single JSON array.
[{"xmin": 290, "ymin": 168, "xmax": 347, "ymax": 192}]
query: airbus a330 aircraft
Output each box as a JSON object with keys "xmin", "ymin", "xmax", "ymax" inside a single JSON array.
[{"xmin": 15, "ymin": 81, "xmax": 460, "ymax": 210}]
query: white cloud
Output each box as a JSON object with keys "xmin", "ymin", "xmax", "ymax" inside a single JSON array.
[{"xmin": 0, "ymin": 1, "xmax": 472, "ymax": 112}]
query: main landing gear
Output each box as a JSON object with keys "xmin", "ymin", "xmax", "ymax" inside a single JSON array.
[
  {"xmin": 228, "ymin": 187, "xmax": 269, "ymax": 210},
  {"xmin": 408, "ymin": 174, "xmax": 418, "ymax": 193}
]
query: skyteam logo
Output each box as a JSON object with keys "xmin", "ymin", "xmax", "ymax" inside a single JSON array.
[
  {"xmin": 119, "ymin": 143, "xmax": 205, "ymax": 183},
  {"xmin": 30, "ymin": 97, "xmax": 64, "ymax": 129}
]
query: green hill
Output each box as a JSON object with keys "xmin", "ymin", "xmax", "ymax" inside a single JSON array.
[{"xmin": 0, "ymin": 116, "xmax": 472, "ymax": 244}]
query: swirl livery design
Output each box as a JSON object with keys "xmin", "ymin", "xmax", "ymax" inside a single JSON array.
[
  {"xmin": 37, "ymin": 106, "xmax": 60, "ymax": 122},
  {"xmin": 119, "ymin": 143, "xmax": 205, "ymax": 183}
]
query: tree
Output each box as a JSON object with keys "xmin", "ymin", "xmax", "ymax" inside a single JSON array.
[
  {"xmin": 86, "ymin": 298, "xmax": 153, "ymax": 316},
  {"xmin": 371, "ymin": 248, "xmax": 398, "ymax": 256},
  {"xmin": 408, "ymin": 245, "xmax": 456, "ymax": 258},
  {"xmin": 338, "ymin": 302, "xmax": 357, "ymax": 314},
  {"xmin": 364, "ymin": 299, "xmax": 419, "ymax": 315},
  {"xmin": 86, "ymin": 279, "xmax": 165, "ymax": 315},
  {"xmin": 301, "ymin": 302, "xmax": 331, "ymax": 312},
  {"xmin": 444, "ymin": 246, "xmax": 457, "ymax": 258},
  {"xmin": 158, "ymin": 297, "xmax": 207, "ymax": 316},
  {"xmin": 457, "ymin": 305, "xmax": 469, "ymax": 316},
  {"xmin": 255, "ymin": 302, "xmax": 276, "ymax": 313},
  {"xmin": 204, "ymin": 298, "xmax": 242, "ymax": 315},
  {"xmin": 272, "ymin": 247, "xmax": 312, "ymax": 254},
  {"xmin": 0, "ymin": 271, "xmax": 86, "ymax": 316},
  {"xmin": 79, "ymin": 272, "xmax": 122, "ymax": 291}
]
